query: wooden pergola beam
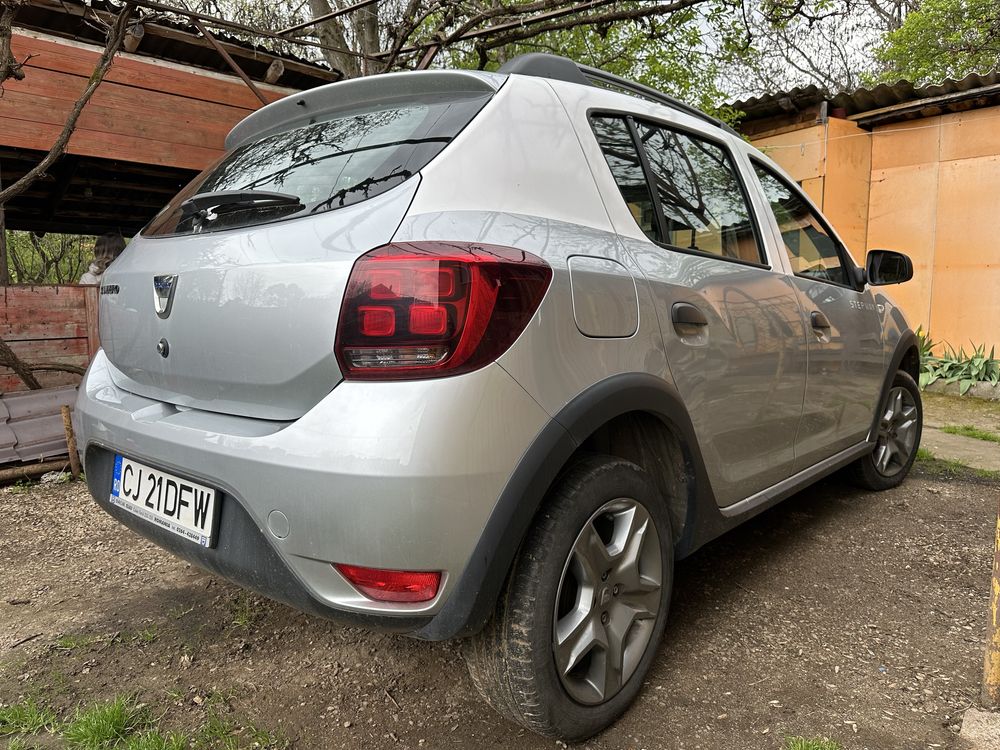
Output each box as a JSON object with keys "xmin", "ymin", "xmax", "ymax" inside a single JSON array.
[{"xmin": 192, "ymin": 18, "xmax": 267, "ymax": 106}]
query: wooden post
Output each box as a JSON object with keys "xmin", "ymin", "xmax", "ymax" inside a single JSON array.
[
  {"xmin": 983, "ymin": 501, "xmax": 1000, "ymax": 705},
  {"xmin": 0, "ymin": 163, "xmax": 8, "ymax": 286},
  {"xmin": 60, "ymin": 405, "xmax": 81, "ymax": 479},
  {"xmin": 83, "ymin": 285, "xmax": 100, "ymax": 359}
]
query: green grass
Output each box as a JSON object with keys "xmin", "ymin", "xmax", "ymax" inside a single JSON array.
[
  {"xmin": 0, "ymin": 692, "xmax": 285, "ymax": 750},
  {"xmin": 785, "ymin": 738, "xmax": 842, "ymax": 750},
  {"xmin": 63, "ymin": 696, "xmax": 150, "ymax": 749},
  {"xmin": 941, "ymin": 424, "xmax": 1000, "ymax": 443},
  {"xmin": 915, "ymin": 447, "xmax": 1000, "ymax": 480},
  {"xmin": 228, "ymin": 592, "xmax": 263, "ymax": 632},
  {"xmin": 130, "ymin": 627, "xmax": 158, "ymax": 646},
  {"xmin": 0, "ymin": 698, "xmax": 57, "ymax": 735},
  {"xmin": 123, "ymin": 730, "xmax": 188, "ymax": 750},
  {"xmin": 55, "ymin": 633, "xmax": 99, "ymax": 651}
]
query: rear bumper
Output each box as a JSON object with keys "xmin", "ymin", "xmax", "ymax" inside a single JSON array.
[{"xmin": 77, "ymin": 349, "xmax": 551, "ymax": 638}]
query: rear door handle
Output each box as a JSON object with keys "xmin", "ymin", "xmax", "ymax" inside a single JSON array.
[
  {"xmin": 810, "ymin": 310, "xmax": 831, "ymax": 329},
  {"xmin": 672, "ymin": 302, "xmax": 708, "ymax": 328}
]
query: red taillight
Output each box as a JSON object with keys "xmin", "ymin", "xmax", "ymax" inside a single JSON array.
[
  {"xmin": 335, "ymin": 242, "xmax": 552, "ymax": 380},
  {"xmin": 334, "ymin": 563, "xmax": 441, "ymax": 603}
]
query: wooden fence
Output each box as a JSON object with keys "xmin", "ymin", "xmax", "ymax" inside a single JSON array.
[{"xmin": 0, "ymin": 285, "xmax": 99, "ymax": 393}]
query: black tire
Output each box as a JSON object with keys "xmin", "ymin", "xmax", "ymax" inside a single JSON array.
[
  {"xmin": 462, "ymin": 454, "xmax": 673, "ymax": 741},
  {"xmin": 849, "ymin": 370, "xmax": 923, "ymax": 490}
]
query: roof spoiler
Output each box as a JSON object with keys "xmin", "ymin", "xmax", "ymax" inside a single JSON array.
[{"xmin": 225, "ymin": 70, "xmax": 502, "ymax": 151}]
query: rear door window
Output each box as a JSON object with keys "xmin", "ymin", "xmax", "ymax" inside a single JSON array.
[
  {"xmin": 633, "ymin": 122, "xmax": 764, "ymax": 265},
  {"xmin": 144, "ymin": 91, "xmax": 492, "ymax": 237},
  {"xmin": 590, "ymin": 114, "xmax": 764, "ymax": 265}
]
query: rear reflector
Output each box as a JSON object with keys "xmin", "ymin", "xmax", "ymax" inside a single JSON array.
[
  {"xmin": 334, "ymin": 563, "xmax": 441, "ymax": 603},
  {"xmin": 335, "ymin": 242, "xmax": 551, "ymax": 380}
]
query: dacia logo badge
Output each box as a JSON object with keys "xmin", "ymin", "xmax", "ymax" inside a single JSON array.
[{"xmin": 153, "ymin": 274, "xmax": 177, "ymax": 319}]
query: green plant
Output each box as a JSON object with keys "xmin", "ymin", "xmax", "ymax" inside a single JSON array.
[
  {"xmin": 916, "ymin": 325, "xmax": 936, "ymax": 361},
  {"xmin": 941, "ymin": 425, "xmax": 1000, "ymax": 444},
  {"xmin": 55, "ymin": 634, "xmax": 98, "ymax": 651},
  {"xmin": 131, "ymin": 627, "xmax": 159, "ymax": 646},
  {"xmin": 0, "ymin": 698, "xmax": 57, "ymax": 735},
  {"xmin": 920, "ymin": 341, "xmax": 1000, "ymax": 394},
  {"xmin": 785, "ymin": 737, "xmax": 842, "ymax": 750},
  {"xmin": 63, "ymin": 696, "xmax": 150, "ymax": 749},
  {"xmin": 123, "ymin": 730, "xmax": 188, "ymax": 750},
  {"xmin": 228, "ymin": 592, "xmax": 263, "ymax": 633}
]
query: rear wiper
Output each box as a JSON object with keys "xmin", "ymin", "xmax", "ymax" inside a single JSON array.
[{"xmin": 180, "ymin": 190, "xmax": 303, "ymax": 215}]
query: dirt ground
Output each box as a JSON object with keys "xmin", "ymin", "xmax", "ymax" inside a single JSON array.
[{"xmin": 1, "ymin": 462, "xmax": 997, "ymax": 750}]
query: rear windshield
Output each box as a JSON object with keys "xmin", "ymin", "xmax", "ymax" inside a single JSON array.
[{"xmin": 143, "ymin": 91, "xmax": 492, "ymax": 237}]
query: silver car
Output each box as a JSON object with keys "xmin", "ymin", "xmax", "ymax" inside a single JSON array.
[{"xmin": 76, "ymin": 53, "xmax": 922, "ymax": 740}]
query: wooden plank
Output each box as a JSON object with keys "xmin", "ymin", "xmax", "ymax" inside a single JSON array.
[
  {"xmin": 84, "ymin": 285, "xmax": 99, "ymax": 359},
  {"xmin": 11, "ymin": 32, "xmax": 291, "ymax": 111},
  {"xmin": 3, "ymin": 64, "xmax": 250, "ymax": 132},
  {"xmin": 0, "ymin": 370, "xmax": 80, "ymax": 393},
  {"xmin": 0, "ymin": 87, "xmax": 236, "ymax": 153},
  {"xmin": 7, "ymin": 338, "xmax": 89, "ymax": 359},
  {"xmin": 2, "ymin": 286, "xmax": 87, "ymax": 313},
  {"xmin": 2, "ymin": 305, "xmax": 90, "ymax": 326},
  {"xmin": 0, "ymin": 115, "xmax": 222, "ymax": 170},
  {"xmin": 0, "ymin": 321, "xmax": 89, "ymax": 341}
]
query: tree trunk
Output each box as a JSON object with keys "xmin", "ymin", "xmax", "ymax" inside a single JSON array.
[{"xmin": 309, "ymin": 0, "xmax": 360, "ymax": 77}]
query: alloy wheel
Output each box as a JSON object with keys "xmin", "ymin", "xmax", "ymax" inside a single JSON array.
[
  {"xmin": 873, "ymin": 386, "xmax": 919, "ymax": 477},
  {"xmin": 552, "ymin": 498, "xmax": 662, "ymax": 705}
]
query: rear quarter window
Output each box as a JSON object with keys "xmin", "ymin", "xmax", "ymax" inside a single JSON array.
[{"xmin": 144, "ymin": 91, "xmax": 492, "ymax": 237}]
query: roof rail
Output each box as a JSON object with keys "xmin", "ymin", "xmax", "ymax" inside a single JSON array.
[{"xmin": 497, "ymin": 53, "xmax": 739, "ymax": 137}]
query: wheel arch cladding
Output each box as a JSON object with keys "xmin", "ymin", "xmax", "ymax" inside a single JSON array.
[{"xmin": 414, "ymin": 372, "xmax": 717, "ymax": 641}]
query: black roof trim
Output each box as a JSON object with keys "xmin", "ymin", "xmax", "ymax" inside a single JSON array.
[{"xmin": 498, "ymin": 53, "xmax": 739, "ymax": 137}]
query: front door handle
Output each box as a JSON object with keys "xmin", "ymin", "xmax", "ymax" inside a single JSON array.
[
  {"xmin": 672, "ymin": 302, "xmax": 708, "ymax": 328},
  {"xmin": 810, "ymin": 310, "xmax": 831, "ymax": 330}
]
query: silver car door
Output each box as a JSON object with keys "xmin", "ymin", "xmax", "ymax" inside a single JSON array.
[
  {"xmin": 749, "ymin": 160, "xmax": 885, "ymax": 468},
  {"xmin": 589, "ymin": 114, "xmax": 807, "ymax": 508}
]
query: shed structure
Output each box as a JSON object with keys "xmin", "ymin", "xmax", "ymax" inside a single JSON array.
[
  {"xmin": 1, "ymin": 0, "xmax": 336, "ymax": 237},
  {"xmin": 736, "ymin": 73, "xmax": 1000, "ymax": 352}
]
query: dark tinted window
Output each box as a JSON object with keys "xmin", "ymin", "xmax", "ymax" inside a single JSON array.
[
  {"xmin": 591, "ymin": 116, "xmax": 660, "ymax": 242},
  {"xmin": 753, "ymin": 163, "xmax": 849, "ymax": 286},
  {"xmin": 144, "ymin": 92, "xmax": 491, "ymax": 237},
  {"xmin": 634, "ymin": 122, "xmax": 764, "ymax": 264}
]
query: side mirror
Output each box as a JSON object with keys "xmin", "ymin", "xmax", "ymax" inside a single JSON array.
[{"xmin": 866, "ymin": 249, "xmax": 913, "ymax": 286}]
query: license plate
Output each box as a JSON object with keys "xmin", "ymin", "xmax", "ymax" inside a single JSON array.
[{"xmin": 109, "ymin": 455, "xmax": 218, "ymax": 547}]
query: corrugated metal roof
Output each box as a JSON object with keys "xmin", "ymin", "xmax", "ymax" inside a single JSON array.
[
  {"xmin": 16, "ymin": 0, "xmax": 337, "ymax": 89},
  {"xmin": 0, "ymin": 386, "xmax": 77, "ymax": 465},
  {"xmin": 734, "ymin": 71, "xmax": 1000, "ymax": 124}
]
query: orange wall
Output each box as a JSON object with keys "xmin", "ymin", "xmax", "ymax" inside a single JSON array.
[
  {"xmin": 753, "ymin": 109, "xmax": 1000, "ymax": 352},
  {"xmin": 868, "ymin": 109, "xmax": 1000, "ymax": 352}
]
